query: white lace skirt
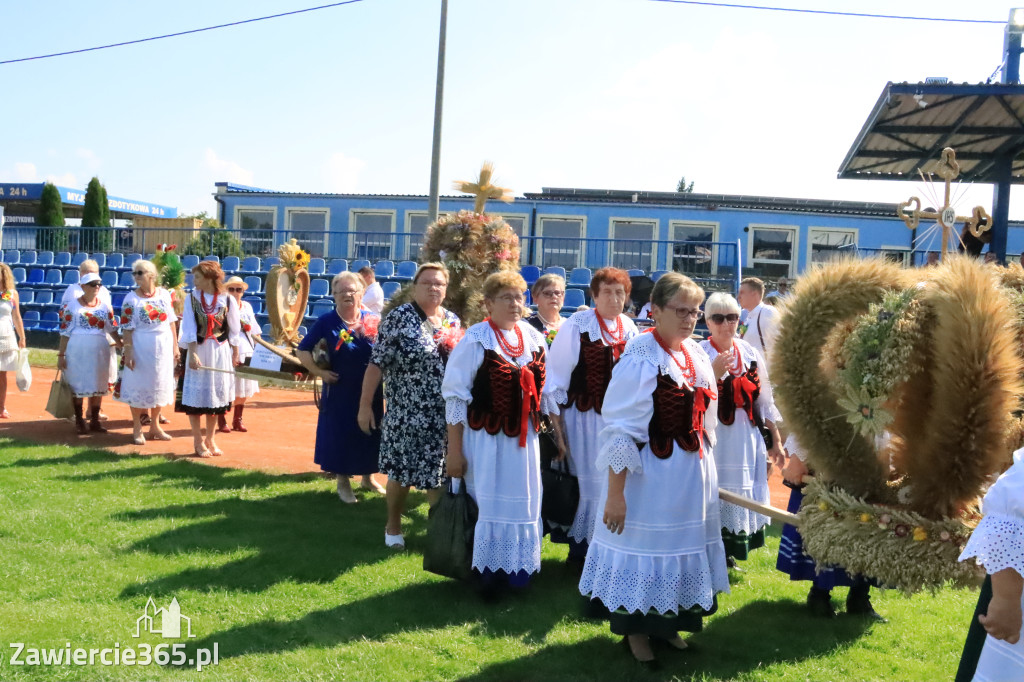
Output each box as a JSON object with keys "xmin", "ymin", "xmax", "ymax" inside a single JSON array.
[
  {"xmin": 65, "ymin": 334, "xmax": 112, "ymax": 398},
  {"xmin": 0, "ymin": 349, "xmax": 17, "ymax": 371},
  {"xmin": 714, "ymin": 418, "xmax": 771, "ymax": 534},
  {"xmin": 463, "ymin": 427, "xmax": 542, "ymax": 575},
  {"xmin": 181, "ymin": 339, "xmax": 235, "ymax": 410},
  {"xmin": 117, "ymin": 329, "xmax": 176, "ymax": 408},
  {"xmin": 563, "ymin": 405, "xmax": 606, "ymax": 543}
]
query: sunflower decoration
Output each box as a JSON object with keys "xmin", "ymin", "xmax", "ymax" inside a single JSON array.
[{"xmin": 278, "ymin": 239, "xmax": 312, "ymax": 291}]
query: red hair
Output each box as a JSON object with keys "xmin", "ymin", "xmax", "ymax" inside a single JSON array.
[
  {"xmin": 192, "ymin": 261, "xmax": 225, "ymax": 293},
  {"xmin": 590, "ymin": 267, "xmax": 632, "ymax": 298}
]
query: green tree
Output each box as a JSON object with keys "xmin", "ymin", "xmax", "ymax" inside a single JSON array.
[
  {"xmin": 36, "ymin": 182, "xmax": 68, "ymax": 251},
  {"xmin": 182, "ymin": 224, "xmax": 244, "ymax": 259},
  {"xmin": 80, "ymin": 176, "xmax": 112, "ymax": 252},
  {"xmin": 676, "ymin": 176, "xmax": 695, "ymax": 193}
]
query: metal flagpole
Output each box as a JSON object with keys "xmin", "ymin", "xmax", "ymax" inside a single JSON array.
[{"xmin": 427, "ymin": 0, "xmax": 449, "ymax": 224}]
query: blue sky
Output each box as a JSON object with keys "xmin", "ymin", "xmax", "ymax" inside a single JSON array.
[{"xmin": 2, "ymin": 0, "xmax": 1022, "ymax": 218}]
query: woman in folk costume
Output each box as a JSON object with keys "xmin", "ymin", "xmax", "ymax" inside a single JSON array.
[
  {"xmin": 543, "ymin": 267, "xmax": 639, "ymax": 566},
  {"xmin": 579, "ymin": 272, "xmax": 730, "ymax": 669},
  {"xmin": 443, "ymin": 271, "xmax": 548, "ymax": 594},
  {"xmin": 219, "ymin": 276, "xmax": 261, "ymax": 433},
  {"xmin": 525, "ymin": 273, "xmax": 566, "ymax": 345},
  {"xmin": 699, "ymin": 292, "xmax": 784, "ymax": 566},
  {"xmin": 179, "ymin": 261, "xmax": 241, "ymax": 458},
  {"xmin": 956, "ymin": 449, "xmax": 1024, "ymax": 682}
]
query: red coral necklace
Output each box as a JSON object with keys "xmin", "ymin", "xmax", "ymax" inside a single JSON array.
[
  {"xmin": 652, "ymin": 329, "xmax": 697, "ymax": 384},
  {"xmin": 596, "ymin": 310, "xmax": 624, "ymax": 346},
  {"xmin": 708, "ymin": 337, "xmax": 743, "ymax": 376},
  {"xmin": 488, "ymin": 319, "xmax": 524, "ymax": 358}
]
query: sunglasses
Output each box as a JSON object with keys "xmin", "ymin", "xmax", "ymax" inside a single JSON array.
[
  {"xmin": 132, "ymin": 270, "xmax": 147, "ymax": 276},
  {"xmin": 227, "ymin": 287, "xmax": 244, "ymax": 292},
  {"xmin": 709, "ymin": 313, "xmax": 740, "ymax": 324},
  {"xmin": 84, "ymin": 282, "xmax": 103, "ymax": 288}
]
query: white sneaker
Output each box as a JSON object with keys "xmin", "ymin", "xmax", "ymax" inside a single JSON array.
[{"xmin": 385, "ymin": 531, "xmax": 405, "ymax": 549}]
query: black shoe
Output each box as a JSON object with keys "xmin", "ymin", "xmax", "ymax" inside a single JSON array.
[
  {"xmin": 726, "ymin": 556, "xmax": 744, "ymax": 572},
  {"xmin": 807, "ymin": 588, "xmax": 836, "ymax": 618},
  {"xmin": 846, "ymin": 596, "xmax": 887, "ymax": 622}
]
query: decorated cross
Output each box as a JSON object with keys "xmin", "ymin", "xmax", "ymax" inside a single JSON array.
[
  {"xmin": 896, "ymin": 147, "xmax": 992, "ymax": 257},
  {"xmin": 453, "ymin": 162, "xmax": 514, "ymax": 214}
]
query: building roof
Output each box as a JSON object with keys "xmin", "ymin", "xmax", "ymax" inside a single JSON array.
[{"xmin": 838, "ymin": 81, "xmax": 1024, "ymax": 183}]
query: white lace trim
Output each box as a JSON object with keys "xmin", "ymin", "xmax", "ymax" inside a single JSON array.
[
  {"xmin": 568, "ymin": 496, "xmax": 600, "ymax": 543},
  {"xmin": 596, "ymin": 432, "xmax": 642, "ymax": 474},
  {"xmin": 719, "ymin": 483, "xmax": 771, "ymax": 535},
  {"xmin": 959, "ymin": 513, "xmax": 1024, "ymax": 575},
  {"xmin": 445, "ymin": 397, "xmax": 468, "ymax": 426},
  {"xmin": 472, "ymin": 520, "xmax": 541, "ymax": 574},
  {"xmin": 464, "ymin": 320, "xmax": 546, "ymax": 359},
  {"xmin": 579, "ymin": 539, "xmax": 730, "ymax": 614},
  {"xmin": 568, "ymin": 309, "xmax": 639, "ymax": 345},
  {"xmin": 542, "ymin": 388, "xmax": 567, "ymax": 416},
  {"xmin": 624, "ymin": 332, "xmax": 715, "ymax": 391}
]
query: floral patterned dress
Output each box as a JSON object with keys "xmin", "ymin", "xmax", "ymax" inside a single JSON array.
[
  {"xmin": 59, "ymin": 298, "xmax": 119, "ymax": 397},
  {"xmin": 371, "ymin": 302, "xmax": 462, "ymax": 489},
  {"xmin": 117, "ymin": 288, "xmax": 178, "ymax": 408}
]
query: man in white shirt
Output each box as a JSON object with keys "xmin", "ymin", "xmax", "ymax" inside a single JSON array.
[
  {"xmin": 737, "ymin": 276, "xmax": 780, "ymax": 373},
  {"xmin": 359, "ymin": 266, "xmax": 384, "ymax": 315}
]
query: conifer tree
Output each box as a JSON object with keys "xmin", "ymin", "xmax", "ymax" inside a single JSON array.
[{"xmin": 36, "ymin": 182, "xmax": 68, "ymax": 251}]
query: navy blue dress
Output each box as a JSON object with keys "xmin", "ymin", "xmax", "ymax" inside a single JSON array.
[{"xmin": 298, "ymin": 309, "xmax": 383, "ymax": 476}]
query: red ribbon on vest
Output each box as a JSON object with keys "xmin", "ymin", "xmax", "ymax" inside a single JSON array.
[{"xmin": 518, "ymin": 366, "xmax": 539, "ymax": 447}]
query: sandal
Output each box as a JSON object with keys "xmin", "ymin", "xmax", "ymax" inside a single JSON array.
[
  {"xmin": 148, "ymin": 431, "xmax": 173, "ymax": 441},
  {"xmin": 194, "ymin": 449, "xmax": 213, "ymax": 458}
]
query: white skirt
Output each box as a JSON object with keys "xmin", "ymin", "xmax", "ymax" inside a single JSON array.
[
  {"xmin": 0, "ymin": 349, "xmax": 17, "ymax": 372},
  {"xmin": 65, "ymin": 334, "xmax": 112, "ymax": 398},
  {"xmin": 714, "ymin": 418, "xmax": 771, "ymax": 535},
  {"xmin": 117, "ymin": 330, "xmax": 176, "ymax": 409},
  {"xmin": 181, "ymin": 338, "xmax": 235, "ymax": 411},
  {"xmin": 563, "ymin": 405, "xmax": 606, "ymax": 543}
]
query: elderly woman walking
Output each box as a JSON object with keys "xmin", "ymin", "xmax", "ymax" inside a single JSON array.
[
  {"xmin": 580, "ymin": 272, "xmax": 730, "ymax": 668},
  {"xmin": 219, "ymin": 276, "xmax": 261, "ymax": 433},
  {"xmin": 179, "ymin": 261, "xmax": 241, "ymax": 458},
  {"xmin": 443, "ymin": 271, "xmax": 548, "ymax": 594},
  {"xmin": 57, "ymin": 272, "xmax": 119, "ymax": 434},
  {"xmin": 0, "ymin": 263, "xmax": 27, "ymax": 419},
  {"xmin": 298, "ymin": 271, "xmax": 384, "ymax": 504},
  {"xmin": 117, "ymin": 259, "xmax": 179, "ymax": 444},
  {"xmin": 358, "ymin": 263, "xmax": 463, "ymax": 549},
  {"xmin": 542, "ymin": 267, "xmax": 639, "ymax": 565},
  {"xmin": 699, "ymin": 292, "xmax": 784, "ymax": 565}
]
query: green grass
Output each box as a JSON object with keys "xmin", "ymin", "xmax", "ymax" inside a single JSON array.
[{"xmin": 0, "ymin": 437, "xmax": 977, "ymax": 681}]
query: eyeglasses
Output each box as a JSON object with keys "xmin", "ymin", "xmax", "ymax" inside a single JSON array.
[
  {"xmin": 663, "ymin": 304, "xmax": 703, "ymax": 320},
  {"xmin": 227, "ymin": 287, "xmax": 244, "ymax": 293},
  {"xmin": 83, "ymin": 282, "xmax": 103, "ymax": 288},
  {"xmin": 708, "ymin": 313, "xmax": 740, "ymax": 324},
  {"xmin": 539, "ymin": 290, "xmax": 565, "ymax": 298},
  {"xmin": 132, "ymin": 270, "xmax": 147, "ymax": 276},
  {"xmin": 417, "ymin": 281, "xmax": 446, "ymax": 290},
  {"xmin": 494, "ymin": 294, "xmax": 525, "ymax": 305}
]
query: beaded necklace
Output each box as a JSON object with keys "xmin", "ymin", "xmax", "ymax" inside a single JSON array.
[
  {"xmin": 487, "ymin": 318, "xmax": 524, "ymax": 358},
  {"xmin": 595, "ymin": 310, "xmax": 624, "ymax": 346},
  {"xmin": 652, "ymin": 328, "xmax": 697, "ymax": 384}
]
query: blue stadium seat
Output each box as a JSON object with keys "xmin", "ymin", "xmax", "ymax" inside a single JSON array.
[
  {"xmin": 650, "ymin": 270, "xmax": 669, "ymax": 282},
  {"xmin": 520, "ymin": 265, "xmax": 541, "ymax": 285},
  {"xmin": 36, "ymin": 251, "xmax": 54, "ymax": 267},
  {"xmin": 627, "ymin": 268, "xmax": 646, "ymax": 277},
  {"xmin": 544, "ymin": 266, "xmax": 567, "ymax": 280},
  {"xmin": 308, "ymin": 258, "xmax": 326, "ymax": 276},
  {"xmin": 568, "ymin": 267, "xmax": 592, "ymax": 287},
  {"xmin": 54, "ymin": 252, "xmax": 72, "ymax": 267},
  {"xmin": 244, "ymin": 276, "xmax": 262, "ymax": 294},
  {"xmin": 44, "ymin": 269, "xmax": 63, "ymax": 288},
  {"xmin": 4, "ymin": 250, "xmax": 20, "ymax": 264},
  {"xmin": 261, "ymin": 323, "xmax": 273, "ymax": 336},
  {"xmin": 202, "ymin": 254, "xmax": 220, "ymax": 264},
  {"xmin": 394, "ymin": 260, "xmax": 417, "ymax": 281},
  {"xmin": 22, "ymin": 310, "xmax": 40, "ymax": 331},
  {"xmin": 63, "ymin": 270, "xmax": 80, "ymax": 286},
  {"xmin": 327, "ymin": 259, "xmax": 348, "ymax": 275},
  {"xmin": 185, "ymin": 273, "xmax": 195, "ymax": 288},
  {"xmin": 297, "ymin": 326, "xmax": 309, "ymax": 338},
  {"xmin": 115, "ymin": 271, "xmax": 133, "ymax": 289},
  {"xmin": 382, "ymin": 281, "xmax": 402, "ymax": 300},
  {"xmin": 19, "ymin": 251, "xmax": 37, "ymax": 266},
  {"xmin": 69, "ymin": 252, "xmax": 86, "ymax": 267},
  {"xmin": 34, "ymin": 290, "xmax": 54, "ymax": 307},
  {"xmin": 12, "ymin": 268, "xmax": 26, "ymax": 284},
  {"xmin": 39, "ymin": 311, "xmax": 60, "ymax": 332},
  {"xmin": 374, "ymin": 260, "xmax": 395, "ymax": 280},
  {"xmin": 106, "ymin": 253, "xmax": 124, "ymax": 270},
  {"xmin": 101, "ymin": 271, "xmax": 118, "ymax": 288},
  {"xmin": 309, "ymin": 278, "xmax": 330, "ymax": 299},
  {"xmin": 90, "ymin": 253, "xmax": 106, "ymax": 268},
  {"xmin": 311, "ymin": 300, "xmax": 334, "ymax": 317},
  {"xmin": 111, "ymin": 292, "xmax": 126, "ymax": 309},
  {"xmin": 563, "ymin": 289, "xmax": 586, "ymax": 309},
  {"xmin": 262, "ymin": 257, "xmax": 280, "ymax": 271},
  {"xmin": 124, "ymin": 253, "xmax": 141, "ymax": 270},
  {"xmin": 26, "ymin": 268, "xmax": 45, "ymax": 284},
  {"xmin": 242, "ymin": 296, "xmax": 262, "ymax": 314},
  {"xmin": 240, "ymin": 256, "xmax": 261, "ymax": 273},
  {"xmin": 19, "ymin": 289, "xmax": 34, "ymax": 305},
  {"xmin": 182, "ymin": 254, "xmax": 200, "ymax": 269},
  {"xmin": 350, "ymin": 259, "xmax": 370, "ymax": 273},
  {"xmin": 222, "ymin": 256, "xmax": 240, "ymax": 273}
]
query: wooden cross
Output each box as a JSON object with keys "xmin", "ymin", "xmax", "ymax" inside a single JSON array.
[
  {"xmin": 453, "ymin": 162, "xmax": 513, "ymax": 214},
  {"xmin": 896, "ymin": 147, "xmax": 992, "ymax": 258}
]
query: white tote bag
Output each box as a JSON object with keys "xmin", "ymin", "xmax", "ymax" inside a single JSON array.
[{"xmin": 15, "ymin": 348, "xmax": 31, "ymax": 391}]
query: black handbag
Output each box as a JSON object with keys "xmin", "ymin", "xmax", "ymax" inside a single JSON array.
[
  {"xmin": 541, "ymin": 455, "xmax": 580, "ymax": 528},
  {"xmin": 423, "ymin": 479, "xmax": 479, "ymax": 581}
]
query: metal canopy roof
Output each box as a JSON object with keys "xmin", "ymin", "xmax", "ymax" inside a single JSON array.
[{"xmin": 838, "ymin": 81, "xmax": 1024, "ymax": 183}]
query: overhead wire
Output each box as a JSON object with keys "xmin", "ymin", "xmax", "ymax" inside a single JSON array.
[
  {"xmin": 646, "ymin": 0, "xmax": 1004, "ymax": 25},
  {"xmin": 0, "ymin": 0, "xmax": 367, "ymax": 66}
]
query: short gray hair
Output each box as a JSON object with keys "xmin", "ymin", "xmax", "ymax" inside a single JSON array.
[
  {"xmin": 331, "ymin": 271, "xmax": 364, "ymax": 291},
  {"xmin": 704, "ymin": 292, "xmax": 740, "ymax": 317}
]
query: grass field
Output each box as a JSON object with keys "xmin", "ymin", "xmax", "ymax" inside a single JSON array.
[{"xmin": 0, "ymin": 437, "xmax": 978, "ymax": 681}]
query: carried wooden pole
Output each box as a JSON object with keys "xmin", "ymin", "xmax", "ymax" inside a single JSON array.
[{"xmin": 718, "ymin": 488, "xmax": 800, "ymax": 525}]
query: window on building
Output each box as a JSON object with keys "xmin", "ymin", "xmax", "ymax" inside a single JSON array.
[
  {"xmin": 351, "ymin": 211, "xmax": 395, "ymax": 261},
  {"xmin": 809, "ymin": 228, "xmax": 857, "ymax": 264},
  {"xmin": 287, "ymin": 209, "xmax": 328, "ymax": 258},
  {"xmin": 405, "ymin": 212, "xmax": 432, "ymax": 261},
  {"xmin": 538, "ymin": 217, "xmax": 584, "ymax": 269},
  {"xmin": 749, "ymin": 226, "xmax": 797, "ymax": 278},
  {"xmin": 499, "ymin": 214, "xmax": 528, "ymax": 264},
  {"xmin": 610, "ymin": 219, "xmax": 656, "ymax": 271},
  {"xmin": 236, "ymin": 208, "xmax": 275, "ymax": 257},
  {"xmin": 670, "ymin": 221, "xmax": 717, "ymax": 275}
]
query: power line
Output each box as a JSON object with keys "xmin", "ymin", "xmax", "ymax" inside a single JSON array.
[
  {"xmin": 646, "ymin": 0, "xmax": 1004, "ymax": 24},
  {"xmin": 0, "ymin": 0, "xmax": 368, "ymax": 66}
]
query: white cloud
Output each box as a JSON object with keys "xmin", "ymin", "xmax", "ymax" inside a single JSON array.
[
  {"xmin": 13, "ymin": 162, "xmax": 39, "ymax": 182},
  {"xmin": 203, "ymin": 148, "xmax": 254, "ymax": 185},
  {"xmin": 45, "ymin": 172, "xmax": 77, "ymax": 187},
  {"xmin": 323, "ymin": 152, "xmax": 366, "ymax": 193}
]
